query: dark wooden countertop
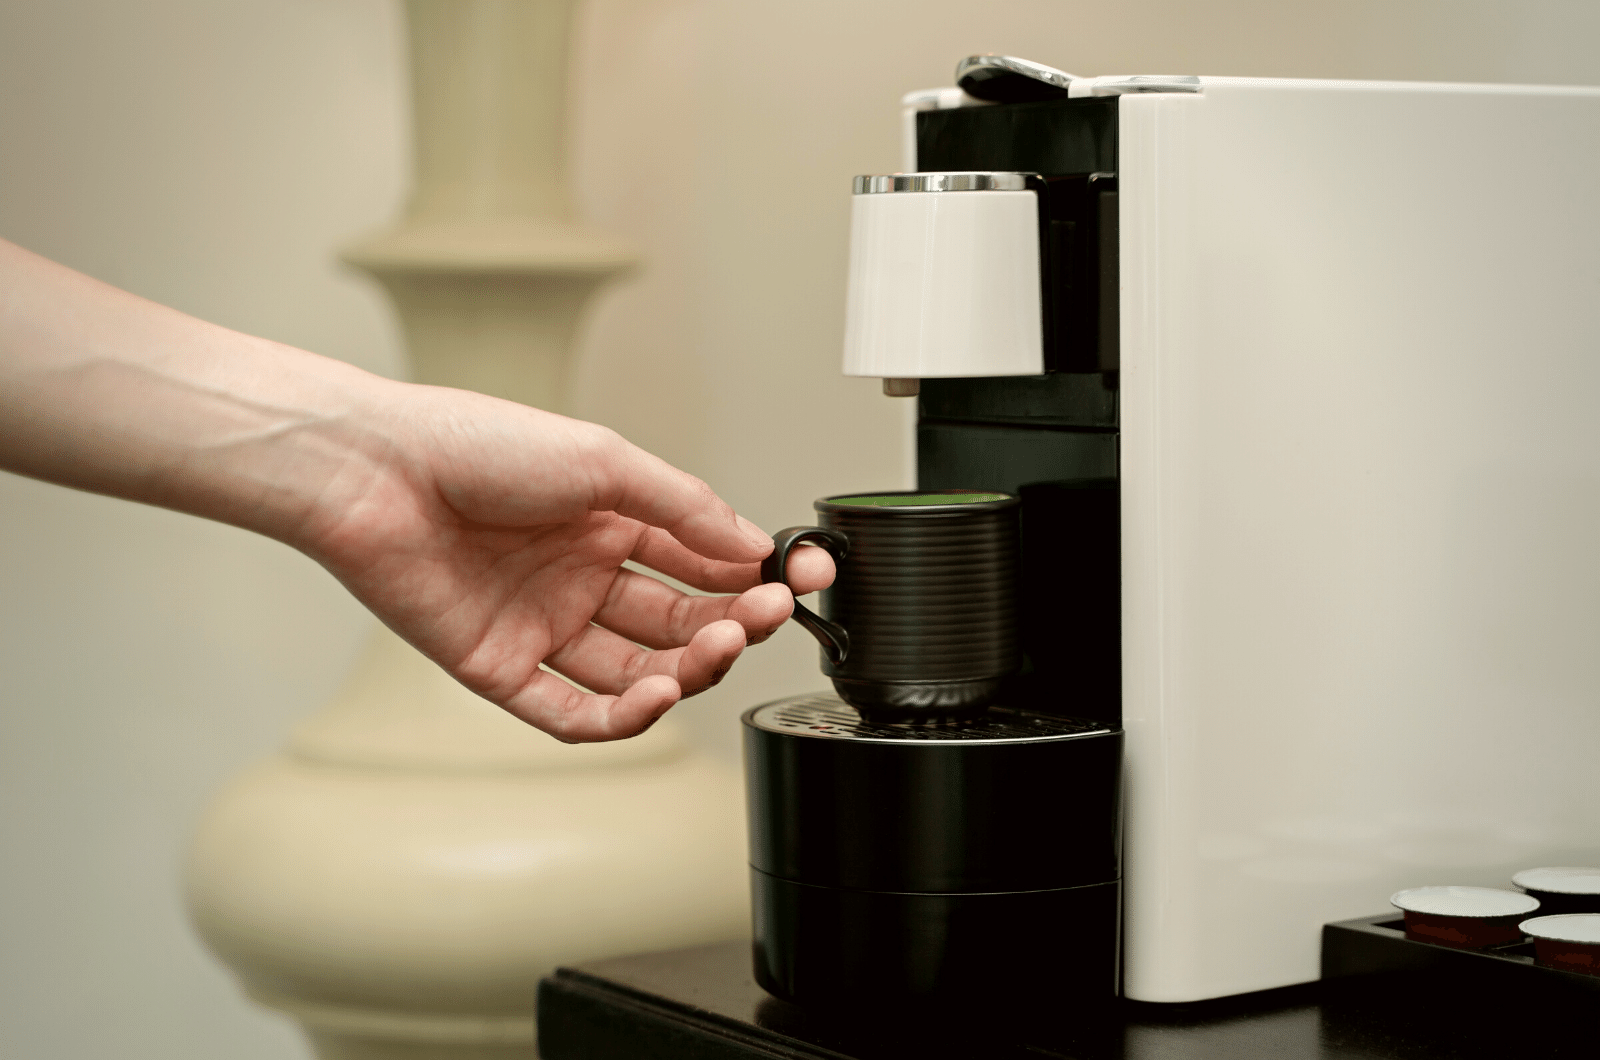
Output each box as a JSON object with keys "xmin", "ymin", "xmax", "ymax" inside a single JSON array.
[{"xmin": 537, "ymin": 938, "xmax": 1592, "ymax": 1059}]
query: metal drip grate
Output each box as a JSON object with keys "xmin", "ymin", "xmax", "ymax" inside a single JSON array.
[{"xmin": 748, "ymin": 693, "xmax": 1111, "ymax": 744}]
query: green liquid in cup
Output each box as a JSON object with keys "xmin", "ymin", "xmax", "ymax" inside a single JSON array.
[{"xmin": 827, "ymin": 492, "xmax": 1011, "ymax": 507}]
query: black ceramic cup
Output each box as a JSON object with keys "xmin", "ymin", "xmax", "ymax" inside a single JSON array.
[{"xmin": 760, "ymin": 490, "xmax": 1020, "ymax": 718}]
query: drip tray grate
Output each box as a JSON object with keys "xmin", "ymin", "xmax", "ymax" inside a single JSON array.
[{"xmin": 749, "ymin": 692, "xmax": 1112, "ymax": 744}]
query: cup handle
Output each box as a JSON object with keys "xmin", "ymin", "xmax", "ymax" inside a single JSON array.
[{"xmin": 760, "ymin": 526, "xmax": 851, "ymax": 665}]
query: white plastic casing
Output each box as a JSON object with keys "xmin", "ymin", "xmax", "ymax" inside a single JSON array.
[
  {"xmin": 1118, "ymin": 77, "xmax": 1600, "ymax": 1003},
  {"xmin": 842, "ymin": 189, "xmax": 1044, "ymax": 379}
]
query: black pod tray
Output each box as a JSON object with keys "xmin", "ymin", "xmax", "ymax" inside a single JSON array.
[{"xmin": 1323, "ymin": 913, "xmax": 1600, "ymax": 997}]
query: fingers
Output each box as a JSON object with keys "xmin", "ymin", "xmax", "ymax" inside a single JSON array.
[
  {"xmin": 629, "ymin": 526, "xmax": 765, "ymax": 592},
  {"xmin": 596, "ymin": 571, "xmax": 793, "ymax": 649},
  {"xmin": 630, "ymin": 525, "xmax": 837, "ymax": 595},
  {"xmin": 580, "ymin": 428, "xmax": 772, "ymax": 564},
  {"xmin": 544, "ymin": 618, "xmax": 748, "ymax": 700},
  {"xmin": 776, "ymin": 540, "xmax": 836, "ymax": 596},
  {"xmin": 501, "ymin": 670, "xmax": 681, "ymax": 743},
  {"xmin": 502, "ymin": 615, "xmax": 757, "ymax": 743},
  {"xmin": 725, "ymin": 584, "xmax": 795, "ymax": 645}
]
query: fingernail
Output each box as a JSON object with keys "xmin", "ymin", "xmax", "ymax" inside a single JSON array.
[{"xmin": 736, "ymin": 515, "xmax": 771, "ymax": 551}]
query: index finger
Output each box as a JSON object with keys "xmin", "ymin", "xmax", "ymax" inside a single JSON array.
[
  {"xmin": 582, "ymin": 428, "xmax": 772, "ymax": 565},
  {"xmin": 631, "ymin": 525, "xmax": 836, "ymax": 595}
]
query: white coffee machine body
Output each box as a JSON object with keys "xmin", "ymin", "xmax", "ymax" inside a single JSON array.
[
  {"xmin": 878, "ymin": 73, "xmax": 1600, "ymax": 1003},
  {"xmin": 1117, "ymin": 78, "xmax": 1600, "ymax": 1002}
]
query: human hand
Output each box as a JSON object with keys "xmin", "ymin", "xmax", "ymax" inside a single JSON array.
[
  {"xmin": 0, "ymin": 238, "xmax": 832, "ymax": 741},
  {"xmin": 291, "ymin": 384, "xmax": 834, "ymax": 742}
]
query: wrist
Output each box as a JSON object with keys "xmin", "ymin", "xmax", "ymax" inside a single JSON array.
[
  {"xmin": 128, "ymin": 339, "xmax": 412, "ymax": 553},
  {"xmin": 213, "ymin": 346, "xmax": 417, "ymax": 555}
]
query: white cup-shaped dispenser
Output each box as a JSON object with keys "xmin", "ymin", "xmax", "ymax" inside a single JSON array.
[{"xmin": 843, "ymin": 172, "xmax": 1045, "ymax": 391}]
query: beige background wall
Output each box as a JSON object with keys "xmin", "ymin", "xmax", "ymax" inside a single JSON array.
[{"xmin": 2, "ymin": 1, "xmax": 1597, "ymax": 1057}]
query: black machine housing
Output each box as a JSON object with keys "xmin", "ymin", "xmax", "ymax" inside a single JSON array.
[
  {"xmin": 916, "ymin": 95, "xmax": 1123, "ymax": 728},
  {"xmin": 743, "ymin": 95, "xmax": 1127, "ymax": 1019}
]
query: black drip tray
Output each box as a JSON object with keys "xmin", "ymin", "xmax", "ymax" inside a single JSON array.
[{"xmin": 1323, "ymin": 913, "xmax": 1600, "ymax": 997}]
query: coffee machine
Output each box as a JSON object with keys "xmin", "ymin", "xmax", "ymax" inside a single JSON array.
[{"xmin": 749, "ymin": 55, "xmax": 1600, "ymax": 1010}]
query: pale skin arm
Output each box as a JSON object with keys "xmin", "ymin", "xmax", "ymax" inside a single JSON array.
[{"xmin": 0, "ymin": 237, "xmax": 832, "ymax": 742}]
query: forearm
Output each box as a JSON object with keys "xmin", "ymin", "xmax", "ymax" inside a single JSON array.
[{"xmin": 0, "ymin": 237, "xmax": 401, "ymax": 548}]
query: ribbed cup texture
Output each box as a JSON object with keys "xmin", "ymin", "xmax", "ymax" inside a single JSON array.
[{"xmin": 818, "ymin": 505, "xmax": 1019, "ymax": 683}]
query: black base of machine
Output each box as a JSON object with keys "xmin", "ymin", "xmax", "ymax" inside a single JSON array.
[
  {"xmin": 752, "ymin": 870, "xmax": 1120, "ymax": 1013},
  {"xmin": 743, "ymin": 694, "xmax": 1122, "ymax": 1020}
]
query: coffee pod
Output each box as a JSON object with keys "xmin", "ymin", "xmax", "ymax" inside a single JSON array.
[
  {"xmin": 1512, "ymin": 867, "xmax": 1600, "ymax": 915},
  {"xmin": 1389, "ymin": 886, "xmax": 1540, "ymax": 948},
  {"xmin": 1518, "ymin": 914, "xmax": 1600, "ymax": 976}
]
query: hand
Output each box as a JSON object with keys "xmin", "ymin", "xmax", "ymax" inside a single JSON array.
[
  {"xmin": 293, "ymin": 384, "xmax": 835, "ymax": 742},
  {"xmin": 0, "ymin": 237, "xmax": 833, "ymax": 742}
]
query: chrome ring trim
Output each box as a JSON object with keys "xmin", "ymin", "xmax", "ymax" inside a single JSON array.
[{"xmin": 852, "ymin": 171, "xmax": 1040, "ymax": 195}]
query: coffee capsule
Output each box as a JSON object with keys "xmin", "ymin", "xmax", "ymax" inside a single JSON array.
[
  {"xmin": 1389, "ymin": 886, "xmax": 1539, "ymax": 949},
  {"xmin": 1511, "ymin": 867, "xmax": 1600, "ymax": 915},
  {"xmin": 1518, "ymin": 914, "xmax": 1600, "ymax": 976}
]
